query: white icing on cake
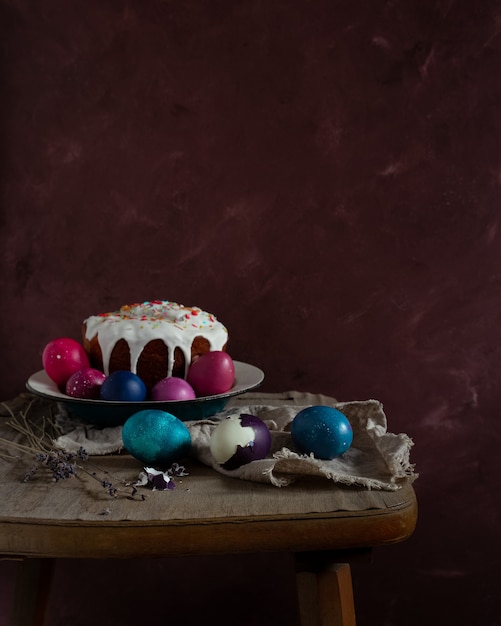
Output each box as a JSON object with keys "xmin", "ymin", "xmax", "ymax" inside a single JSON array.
[{"xmin": 84, "ymin": 300, "xmax": 228, "ymax": 378}]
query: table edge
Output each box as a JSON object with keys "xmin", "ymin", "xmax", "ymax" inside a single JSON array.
[{"xmin": 0, "ymin": 487, "xmax": 418, "ymax": 559}]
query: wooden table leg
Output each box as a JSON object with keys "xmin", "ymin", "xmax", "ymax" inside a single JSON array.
[
  {"xmin": 296, "ymin": 556, "xmax": 356, "ymax": 626},
  {"xmin": 13, "ymin": 558, "xmax": 53, "ymax": 626}
]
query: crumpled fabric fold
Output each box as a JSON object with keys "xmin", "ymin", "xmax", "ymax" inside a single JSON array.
[{"xmin": 54, "ymin": 399, "xmax": 417, "ymax": 490}]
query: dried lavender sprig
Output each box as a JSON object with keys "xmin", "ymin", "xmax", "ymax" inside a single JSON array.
[
  {"xmin": 75, "ymin": 461, "xmax": 146, "ymax": 500},
  {"xmin": 1, "ymin": 400, "xmax": 145, "ymax": 500},
  {"xmin": 23, "ymin": 448, "xmax": 77, "ymax": 483}
]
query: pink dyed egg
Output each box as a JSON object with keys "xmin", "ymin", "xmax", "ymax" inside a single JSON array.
[
  {"xmin": 151, "ymin": 377, "xmax": 196, "ymax": 401},
  {"xmin": 187, "ymin": 351, "xmax": 235, "ymax": 397},
  {"xmin": 65, "ymin": 368, "xmax": 107, "ymax": 399},
  {"xmin": 42, "ymin": 338, "xmax": 90, "ymax": 387}
]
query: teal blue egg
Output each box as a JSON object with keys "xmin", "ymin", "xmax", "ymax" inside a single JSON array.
[
  {"xmin": 291, "ymin": 405, "xmax": 353, "ymax": 460},
  {"xmin": 122, "ymin": 409, "xmax": 192, "ymax": 467}
]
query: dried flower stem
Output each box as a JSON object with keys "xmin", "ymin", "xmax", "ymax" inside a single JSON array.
[
  {"xmin": 0, "ymin": 399, "xmax": 144, "ymax": 500},
  {"xmin": 0, "ymin": 398, "xmax": 60, "ymax": 459}
]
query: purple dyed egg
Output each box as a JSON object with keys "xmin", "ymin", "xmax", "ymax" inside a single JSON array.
[
  {"xmin": 151, "ymin": 377, "xmax": 196, "ymax": 401},
  {"xmin": 209, "ymin": 413, "xmax": 272, "ymax": 470},
  {"xmin": 65, "ymin": 367, "xmax": 106, "ymax": 399}
]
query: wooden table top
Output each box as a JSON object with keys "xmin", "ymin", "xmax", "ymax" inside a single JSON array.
[{"xmin": 0, "ymin": 391, "xmax": 417, "ymax": 560}]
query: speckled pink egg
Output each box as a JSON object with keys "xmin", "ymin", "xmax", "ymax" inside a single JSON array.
[
  {"xmin": 42, "ymin": 338, "xmax": 90, "ymax": 387},
  {"xmin": 65, "ymin": 368, "xmax": 107, "ymax": 399},
  {"xmin": 151, "ymin": 377, "xmax": 196, "ymax": 401},
  {"xmin": 187, "ymin": 351, "xmax": 235, "ymax": 397}
]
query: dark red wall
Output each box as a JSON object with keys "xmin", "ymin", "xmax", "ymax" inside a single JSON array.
[{"xmin": 1, "ymin": 1, "xmax": 500, "ymax": 624}]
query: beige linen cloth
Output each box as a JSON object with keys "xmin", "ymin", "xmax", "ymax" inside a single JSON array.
[{"xmin": 53, "ymin": 391, "xmax": 417, "ymax": 491}]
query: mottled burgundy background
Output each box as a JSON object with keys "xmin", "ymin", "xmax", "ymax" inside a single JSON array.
[{"xmin": 1, "ymin": 1, "xmax": 500, "ymax": 624}]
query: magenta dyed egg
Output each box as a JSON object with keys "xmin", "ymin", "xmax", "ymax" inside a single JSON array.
[
  {"xmin": 187, "ymin": 351, "xmax": 235, "ymax": 397},
  {"xmin": 210, "ymin": 413, "xmax": 272, "ymax": 470},
  {"xmin": 42, "ymin": 338, "xmax": 90, "ymax": 387},
  {"xmin": 151, "ymin": 377, "xmax": 196, "ymax": 401},
  {"xmin": 65, "ymin": 368, "xmax": 107, "ymax": 399}
]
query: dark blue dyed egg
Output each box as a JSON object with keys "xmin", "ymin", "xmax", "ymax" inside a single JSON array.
[
  {"xmin": 291, "ymin": 405, "xmax": 353, "ymax": 460},
  {"xmin": 100, "ymin": 371, "xmax": 147, "ymax": 402}
]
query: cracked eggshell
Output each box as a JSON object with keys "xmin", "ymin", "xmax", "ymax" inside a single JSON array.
[{"xmin": 209, "ymin": 413, "xmax": 272, "ymax": 470}]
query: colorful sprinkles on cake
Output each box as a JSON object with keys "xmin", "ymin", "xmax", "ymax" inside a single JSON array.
[{"xmin": 84, "ymin": 300, "xmax": 228, "ymax": 379}]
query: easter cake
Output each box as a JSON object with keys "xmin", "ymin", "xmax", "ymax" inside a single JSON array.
[{"xmin": 82, "ymin": 300, "xmax": 228, "ymax": 390}]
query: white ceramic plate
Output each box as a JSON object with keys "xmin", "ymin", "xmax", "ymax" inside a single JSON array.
[{"xmin": 26, "ymin": 361, "xmax": 265, "ymax": 426}]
